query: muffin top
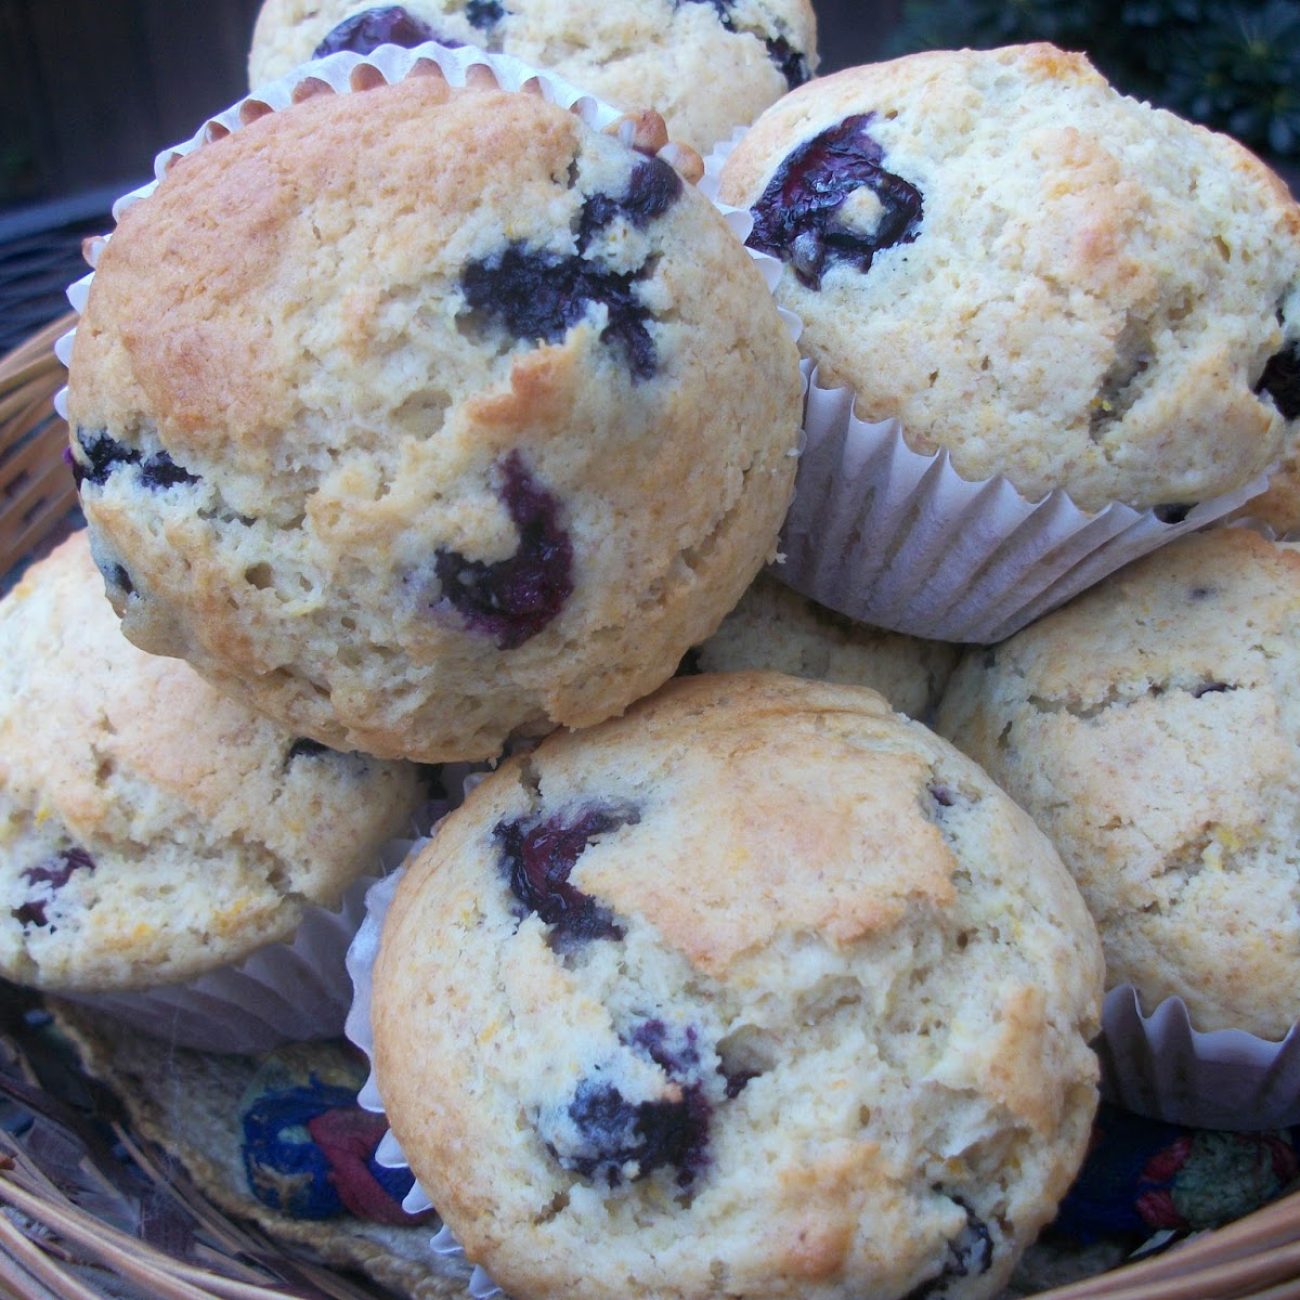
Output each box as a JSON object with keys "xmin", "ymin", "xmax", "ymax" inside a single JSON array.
[
  {"xmin": 371, "ymin": 672, "xmax": 1103, "ymax": 1299},
  {"xmin": 938, "ymin": 528, "xmax": 1300, "ymax": 1037},
  {"xmin": 247, "ymin": 0, "xmax": 818, "ymax": 155},
  {"xmin": 67, "ymin": 75, "xmax": 800, "ymax": 763},
  {"xmin": 719, "ymin": 43, "xmax": 1300, "ymax": 513},
  {"xmin": 694, "ymin": 571, "xmax": 958, "ymax": 718},
  {"xmin": 0, "ymin": 533, "xmax": 424, "ymax": 992}
]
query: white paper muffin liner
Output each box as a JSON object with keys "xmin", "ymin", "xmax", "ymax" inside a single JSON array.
[
  {"xmin": 53, "ymin": 39, "xmax": 674, "ymax": 416},
  {"xmin": 57, "ymin": 781, "xmax": 472, "ymax": 1055},
  {"xmin": 699, "ymin": 133, "xmax": 1275, "ymax": 645},
  {"xmin": 346, "ymin": 829, "xmax": 503, "ymax": 1300},
  {"xmin": 1097, "ymin": 986, "xmax": 1300, "ymax": 1131}
]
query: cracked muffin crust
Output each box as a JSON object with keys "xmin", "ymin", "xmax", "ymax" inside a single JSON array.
[
  {"xmin": 247, "ymin": 0, "xmax": 819, "ymax": 156},
  {"xmin": 694, "ymin": 572, "xmax": 959, "ymax": 719},
  {"xmin": 0, "ymin": 533, "xmax": 424, "ymax": 992},
  {"xmin": 719, "ymin": 43, "xmax": 1300, "ymax": 514},
  {"xmin": 371, "ymin": 672, "xmax": 1104, "ymax": 1299},
  {"xmin": 67, "ymin": 76, "xmax": 801, "ymax": 763},
  {"xmin": 937, "ymin": 529, "xmax": 1300, "ymax": 1037}
]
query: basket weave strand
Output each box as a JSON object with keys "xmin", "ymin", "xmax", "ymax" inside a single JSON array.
[{"xmin": 1, "ymin": 320, "xmax": 1300, "ymax": 1298}]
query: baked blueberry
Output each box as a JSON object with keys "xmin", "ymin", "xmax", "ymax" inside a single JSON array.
[
  {"xmin": 550, "ymin": 1078, "xmax": 711, "ymax": 1188},
  {"xmin": 1257, "ymin": 340, "xmax": 1300, "ymax": 421},
  {"xmin": 72, "ymin": 428, "xmax": 139, "ymax": 489},
  {"xmin": 577, "ymin": 157, "xmax": 683, "ymax": 252},
  {"xmin": 312, "ymin": 6, "xmax": 458, "ymax": 59},
  {"xmin": 465, "ymin": 0, "xmax": 504, "ymax": 29},
  {"xmin": 13, "ymin": 849, "xmax": 96, "ymax": 928},
  {"xmin": 677, "ymin": 0, "xmax": 809, "ymax": 89},
  {"xmin": 747, "ymin": 114, "xmax": 923, "ymax": 290},
  {"xmin": 460, "ymin": 243, "xmax": 658, "ymax": 380},
  {"xmin": 434, "ymin": 452, "xmax": 573, "ymax": 649},
  {"xmin": 493, "ymin": 802, "xmax": 637, "ymax": 942}
]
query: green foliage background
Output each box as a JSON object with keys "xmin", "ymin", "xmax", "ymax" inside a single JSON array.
[{"xmin": 888, "ymin": 1, "xmax": 1300, "ymax": 161}]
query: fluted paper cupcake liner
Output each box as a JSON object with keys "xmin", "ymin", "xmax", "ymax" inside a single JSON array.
[
  {"xmin": 700, "ymin": 134, "xmax": 1274, "ymax": 645},
  {"xmin": 53, "ymin": 39, "xmax": 668, "ymax": 416},
  {"xmin": 1098, "ymin": 986, "xmax": 1300, "ymax": 1130},
  {"xmin": 345, "ymin": 857, "xmax": 503, "ymax": 1300}
]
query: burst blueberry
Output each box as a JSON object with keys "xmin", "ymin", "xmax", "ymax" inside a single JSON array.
[
  {"xmin": 554, "ymin": 1079, "xmax": 712, "ymax": 1188},
  {"xmin": 905, "ymin": 1197, "xmax": 994, "ymax": 1299},
  {"xmin": 676, "ymin": 0, "xmax": 809, "ymax": 89},
  {"xmin": 493, "ymin": 802, "xmax": 638, "ymax": 942},
  {"xmin": 434, "ymin": 452, "xmax": 573, "ymax": 649},
  {"xmin": 1257, "ymin": 340, "xmax": 1300, "ymax": 420},
  {"xmin": 465, "ymin": 0, "xmax": 504, "ymax": 28},
  {"xmin": 72, "ymin": 428, "xmax": 139, "ymax": 489},
  {"xmin": 460, "ymin": 243, "xmax": 659, "ymax": 379},
  {"xmin": 312, "ymin": 6, "xmax": 460, "ymax": 58},
  {"xmin": 13, "ymin": 848, "xmax": 96, "ymax": 928},
  {"xmin": 747, "ymin": 114, "xmax": 924, "ymax": 290},
  {"xmin": 577, "ymin": 157, "xmax": 683, "ymax": 252}
]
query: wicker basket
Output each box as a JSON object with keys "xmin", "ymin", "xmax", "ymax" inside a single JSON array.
[{"xmin": 2, "ymin": 316, "xmax": 1300, "ymax": 1300}]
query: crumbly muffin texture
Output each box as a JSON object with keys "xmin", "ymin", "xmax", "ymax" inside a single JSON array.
[
  {"xmin": 694, "ymin": 571, "xmax": 959, "ymax": 718},
  {"xmin": 938, "ymin": 529, "xmax": 1300, "ymax": 1038},
  {"xmin": 372, "ymin": 672, "xmax": 1103, "ymax": 1299},
  {"xmin": 247, "ymin": 0, "xmax": 819, "ymax": 156},
  {"xmin": 719, "ymin": 43, "xmax": 1300, "ymax": 513},
  {"xmin": 0, "ymin": 533, "xmax": 424, "ymax": 992},
  {"xmin": 67, "ymin": 76, "xmax": 800, "ymax": 763}
]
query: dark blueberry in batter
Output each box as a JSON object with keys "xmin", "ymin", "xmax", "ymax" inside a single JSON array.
[
  {"xmin": 287, "ymin": 738, "xmax": 330, "ymax": 761},
  {"xmin": 140, "ymin": 450, "xmax": 200, "ymax": 490},
  {"xmin": 764, "ymin": 34, "xmax": 810, "ymax": 89},
  {"xmin": 494, "ymin": 802, "xmax": 638, "ymax": 942},
  {"xmin": 556, "ymin": 1079, "xmax": 711, "ymax": 1188},
  {"xmin": 905, "ymin": 1197, "xmax": 994, "ymax": 1299},
  {"xmin": 312, "ymin": 6, "xmax": 459, "ymax": 58},
  {"xmin": 13, "ymin": 849, "xmax": 96, "ymax": 928},
  {"xmin": 110, "ymin": 564, "xmax": 134, "ymax": 596},
  {"xmin": 72, "ymin": 428, "xmax": 139, "ymax": 489},
  {"xmin": 747, "ymin": 114, "xmax": 923, "ymax": 290},
  {"xmin": 460, "ymin": 242, "xmax": 658, "ymax": 379},
  {"xmin": 629, "ymin": 1019, "xmax": 702, "ymax": 1076},
  {"xmin": 676, "ymin": 0, "xmax": 808, "ymax": 89},
  {"xmin": 434, "ymin": 452, "xmax": 573, "ymax": 648},
  {"xmin": 465, "ymin": 0, "xmax": 504, "ymax": 28},
  {"xmin": 1257, "ymin": 340, "xmax": 1300, "ymax": 420},
  {"xmin": 1153, "ymin": 502, "xmax": 1195, "ymax": 525},
  {"xmin": 928, "ymin": 783, "xmax": 956, "ymax": 809},
  {"xmin": 577, "ymin": 157, "xmax": 683, "ymax": 252}
]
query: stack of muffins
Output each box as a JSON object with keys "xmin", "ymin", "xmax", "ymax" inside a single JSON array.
[{"xmin": 3, "ymin": 3, "xmax": 1298, "ymax": 1296}]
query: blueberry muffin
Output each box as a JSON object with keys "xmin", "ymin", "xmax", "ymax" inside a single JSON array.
[
  {"xmin": 370, "ymin": 672, "xmax": 1104, "ymax": 1299},
  {"xmin": 694, "ymin": 572, "xmax": 958, "ymax": 718},
  {"xmin": 0, "ymin": 532, "xmax": 424, "ymax": 992},
  {"xmin": 719, "ymin": 43, "xmax": 1300, "ymax": 514},
  {"xmin": 247, "ymin": 0, "xmax": 819, "ymax": 156},
  {"xmin": 938, "ymin": 529, "xmax": 1300, "ymax": 1038},
  {"xmin": 67, "ymin": 75, "xmax": 801, "ymax": 763}
]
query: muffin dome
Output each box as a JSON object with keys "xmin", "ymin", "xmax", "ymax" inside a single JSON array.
[
  {"xmin": 938, "ymin": 529, "xmax": 1300, "ymax": 1037},
  {"xmin": 371, "ymin": 672, "xmax": 1103, "ymax": 1299},
  {"xmin": 248, "ymin": 0, "xmax": 819, "ymax": 155},
  {"xmin": 67, "ymin": 75, "xmax": 800, "ymax": 762},
  {"xmin": 694, "ymin": 572, "xmax": 958, "ymax": 717},
  {"xmin": 719, "ymin": 43, "xmax": 1300, "ymax": 513},
  {"xmin": 0, "ymin": 533, "xmax": 424, "ymax": 991}
]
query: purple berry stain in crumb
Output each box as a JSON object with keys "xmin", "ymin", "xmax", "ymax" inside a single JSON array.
[
  {"xmin": 71, "ymin": 428, "xmax": 199, "ymax": 491},
  {"xmin": 493, "ymin": 802, "xmax": 639, "ymax": 943},
  {"xmin": 434, "ymin": 452, "xmax": 573, "ymax": 649},
  {"xmin": 676, "ymin": 0, "xmax": 808, "ymax": 88},
  {"xmin": 13, "ymin": 849, "xmax": 96, "ymax": 928},
  {"xmin": 1257, "ymin": 340, "xmax": 1300, "ymax": 420},
  {"xmin": 460, "ymin": 243, "xmax": 659, "ymax": 380},
  {"xmin": 747, "ymin": 113, "xmax": 923, "ymax": 290},
  {"xmin": 465, "ymin": 0, "xmax": 504, "ymax": 28},
  {"xmin": 905, "ymin": 1197, "xmax": 994, "ymax": 1299},
  {"xmin": 312, "ymin": 6, "xmax": 461, "ymax": 58},
  {"xmin": 556, "ymin": 1079, "xmax": 712, "ymax": 1189},
  {"xmin": 577, "ymin": 157, "xmax": 683, "ymax": 253}
]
